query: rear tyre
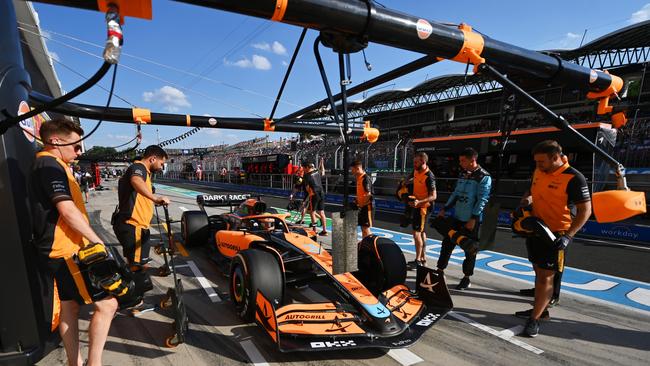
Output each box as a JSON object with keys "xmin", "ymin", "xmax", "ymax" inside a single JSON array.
[
  {"xmin": 229, "ymin": 249, "xmax": 284, "ymax": 321},
  {"xmin": 181, "ymin": 210, "xmax": 209, "ymax": 247},
  {"xmin": 357, "ymin": 235, "xmax": 407, "ymax": 294}
]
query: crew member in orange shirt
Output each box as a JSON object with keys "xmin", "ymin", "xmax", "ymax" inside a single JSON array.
[
  {"xmin": 516, "ymin": 140, "xmax": 591, "ymax": 337},
  {"xmin": 350, "ymin": 160, "xmax": 374, "ymax": 238},
  {"xmin": 407, "ymin": 152, "xmax": 437, "ymax": 267},
  {"xmin": 113, "ymin": 145, "xmax": 170, "ymax": 272},
  {"xmin": 30, "ymin": 118, "xmax": 117, "ymax": 366}
]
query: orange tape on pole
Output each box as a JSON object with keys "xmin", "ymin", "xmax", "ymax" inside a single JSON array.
[
  {"xmin": 271, "ymin": 0, "xmax": 289, "ymax": 21},
  {"xmin": 132, "ymin": 108, "xmax": 151, "ymax": 124}
]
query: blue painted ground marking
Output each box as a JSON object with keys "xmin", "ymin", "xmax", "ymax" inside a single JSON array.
[{"xmin": 156, "ymin": 183, "xmax": 650, "ymax": 314}]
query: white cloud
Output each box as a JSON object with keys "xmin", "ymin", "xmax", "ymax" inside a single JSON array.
[
  {"xmin": 48, "ymin": 51, "xmax": 59, "ymax": 62},
  {"xmin": 252, "ymin": 42, "xmax": 271, "ymax": 52},
  {"xmin": 107, "ymin": 134, "xmax": 133, "ymax": 141},
  {"xmin": 565, "ymin": 32, "xmax": 581, "ymax": 40},
  {"xmin": 282, "ymin": 60, "xmax": 289, "ymax": 67},
  {"xmin": 271, "ymin": 41, "xmax": 287, "ymax": 55},
  {"xmin": 224, "ymin": 54, "xmax": 271, "ymax": 70},
  {"xmin": 142, "ymin": 85, "xmax": 191, "ymax": 112},
  {"xmin": 252, "ymin": 55, "xmax": 271, "ymax": 70},
  {"xmin": 630, "ymin": 4, "xmax": 650, "ymax": 23},
  {"xmin": 544, "ymin": 32, "xmax": 582, "ymax": 50},
  {"xmin": 252, "ymin": 41, "xmax": 287, "ymax": 55},
  {"xmin": 204, "ymin": 129, "xmax": 221, "ymax": 136}
]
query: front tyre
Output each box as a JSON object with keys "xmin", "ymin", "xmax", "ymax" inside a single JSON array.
[{"xmin": 229, "ymin": 249, "xmax": 284, "ymax": 321}]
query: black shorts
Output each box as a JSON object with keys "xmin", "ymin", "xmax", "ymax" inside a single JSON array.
[
  {"xmin": 308, "ymin": 193, "xmax": 324, "ymax": 212},
  {"xmin": 526, "ymin": 235, "xmax": 566, "ymax": 271},
  {"xmin": 47, "ymin": 257, "xmax": 109, "ymax": 305},
  {"xmin": 412, "ymin": 206, "xmax": 431, "ymax": 233},
  {"xmin": 113, "ymin": 222, "xmax": 151, "ymax": 265},
  {"xmin": 358, "ymin": 203, "xmax": 375, "ymax": 228}
]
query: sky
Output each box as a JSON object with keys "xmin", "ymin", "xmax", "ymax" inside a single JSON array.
[{"xmin": 27, "ymin": 0, "xmax": 650, "ymax": 149}]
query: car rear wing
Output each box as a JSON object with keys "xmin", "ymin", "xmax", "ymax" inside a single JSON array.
[{"xmin": 196, "ymin": 193, "xmax": 253, "ymax": 212}]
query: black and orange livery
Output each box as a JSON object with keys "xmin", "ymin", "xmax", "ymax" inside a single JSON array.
[
  {"xmin": 355, "ymin": 173, "xmax": 374, "ymax": 227},
  {"xmin": 181, "ymin": 193, "xmax": 453, "ymax": 352}
]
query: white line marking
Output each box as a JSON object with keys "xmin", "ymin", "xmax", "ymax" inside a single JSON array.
[
  {"xmin": 173, "ymin": 264, "xmax": 190, "ymax": 269},
  {"xmin": 498, "ymin": 325, "xmax": 524, "ymax": 338},
  {"xmin": 448, "ymin": 311, "xmax": 543, "ymax": 355},
  {"xmin": 398, "ymin": 246, "xmax": 650, "ymax": 316},
  {"xmin": 627, "ymin": 287, "xmax": 650, "ymax": 307},
  {"xmin": 178, "ymin": 206, "xmax": 189, "ymax": 212},
  {"xmin": 387, "ymin": 348, "xmax": 424, "ymax": 366},
  {"xmin": 186, "ymin": 260, "xmax": 221, "ymax": 303},
  {"xmin": 239, "ymin": 339, "xmax": 269, "ymax": 366}
]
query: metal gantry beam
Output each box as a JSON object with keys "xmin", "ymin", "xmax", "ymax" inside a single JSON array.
[{"xmin": 571, "ymin": 47, "xmax": 650, "ymax": 69}]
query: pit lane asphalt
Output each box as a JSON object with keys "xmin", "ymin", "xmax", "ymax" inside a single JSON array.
[{"xmin": 37, "ymin": 179, "xmax": 650, "ymax": 366}]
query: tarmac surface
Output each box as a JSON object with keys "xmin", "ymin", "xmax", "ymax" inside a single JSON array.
[{"xmin": 37, "ymin": 178, "xmax": 650, "ymax": 366}]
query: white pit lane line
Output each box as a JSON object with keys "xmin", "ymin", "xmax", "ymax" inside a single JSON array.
[
  {"xmin": 186, "ymin": 260, "xmax": 222, "ymax": 303},
  {"xmin": 178, "ymin": 206, "xmax": 189, "ymax": 212},
  {"xmin": 448, "ymin": 311, "xmax": 544, "ymax": 355},
  {"xmin": 387, "ymin": 348, "xmax": 424, "ymax": 366},
  {"xmin": 240, "ymin": 339, "xmax": 270, "ymax": 366}
]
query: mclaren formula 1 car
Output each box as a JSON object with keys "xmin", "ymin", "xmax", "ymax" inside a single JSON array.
[{"xmin": 181, "ymin": 193, "xmax": 453, "ymax": 352}]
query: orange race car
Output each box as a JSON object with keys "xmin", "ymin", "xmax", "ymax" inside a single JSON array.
[{"xmin": 181, "ymin": 193, "xmax": 453, "ymax": 352}]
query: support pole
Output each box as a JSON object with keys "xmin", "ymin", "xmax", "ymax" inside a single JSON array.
[{"xmin": 269, "ymin": 28, "xmax": 307, "ymax": 121}]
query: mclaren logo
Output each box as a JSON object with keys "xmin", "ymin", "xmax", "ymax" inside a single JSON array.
[
  {"xmin": 419, "ymin": 272, "xmax": 439, "ymax": 293},
  {"xmin": 310, "ymin": 340, "xmax": 356, "ymax": 348},
  {"xmin": 258, "ymin": 303, "xmax": 275, "ymax": 333},
  {"xmin": 326, "ymin": 316, "xmax": 352, "ymax": 332},
  {"xmin": 397, "ymin": 307, "xmax": 412, "ymax": 320},
  {"xmin": 284, "ymin": 314, "xmax": 326, "ymax": 320}
]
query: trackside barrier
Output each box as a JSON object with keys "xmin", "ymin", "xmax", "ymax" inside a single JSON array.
[{"xmin": 157, "ymin": 178, "xmax": 650, "ymax": 245}]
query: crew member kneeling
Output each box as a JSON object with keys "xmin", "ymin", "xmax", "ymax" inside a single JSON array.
[
  {"xmin": 113, "ymin": 145, "xmax": 169, "ymax": 274},
  {"xmin": 517, "ymin": 140, "xmax": 591, "ymax": 337},
  {"xmin": 436, "ymin": 147, "xmax": 491, "ymax": 290},
  {"xmin": 30, "ymin": 118, "xmax": 118, "ymax": 366},
  {"xmin": 350, "ymin": 160, "xmax": 374, "ymax": 238}
]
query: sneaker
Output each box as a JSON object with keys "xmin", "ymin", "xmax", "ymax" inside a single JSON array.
[
  {"xmin": 519, "ymin": 288, "xmax": 535, "ymax": 297},
  {"xmin": 318, "ymin": 230, "xmax": 328, "ymax": 236},
  {"xmin": 129, "ymin": 301, "xmax": 156, "ymax": 317},
  {"xmin": 523, "ymin": 317, "xmax": 539, "ymax": 337},
  {"xmin": 548, "ymin": 297, "xmax": 560, "ymax": 307},
  {"xmin": 456, "ymin": 277, "xmax": 471, "ymax": 290},
  {"xmin": 515, "ymin": 308, "xmax": 550, "ymax": 320},
  {"xmin": 407, "ymin": 260, "xmax": 418, "ymax": 269}
]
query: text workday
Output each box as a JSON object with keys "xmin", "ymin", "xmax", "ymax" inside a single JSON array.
[{"xmin": 600, "ymin": 226, "xmax": 640, "ymax": 240}]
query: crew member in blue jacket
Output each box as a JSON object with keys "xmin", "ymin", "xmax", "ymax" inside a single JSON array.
[{"xmin": 436, "ymin": 147, "xmax": 492, "ymax": 290}]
